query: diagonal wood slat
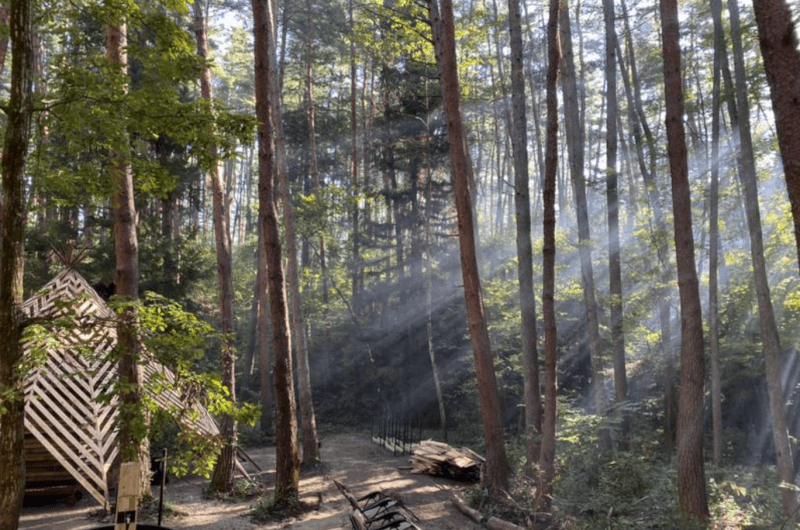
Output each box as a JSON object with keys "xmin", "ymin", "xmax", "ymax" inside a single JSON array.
[{"xmin": 22, "ymin": 269, "xmax": 226, "ymax": 511}]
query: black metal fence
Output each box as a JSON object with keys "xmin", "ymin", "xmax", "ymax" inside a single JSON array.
[{"xmin": 370, "ymin": 412, "xmax": 423, "ymax": 456}]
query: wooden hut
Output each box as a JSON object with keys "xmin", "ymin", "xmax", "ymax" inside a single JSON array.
[{"xmin": 22, "ymin": 268, "xmax": 221, "ymax": 509}]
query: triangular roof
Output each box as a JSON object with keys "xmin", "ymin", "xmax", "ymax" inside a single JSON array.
[{"xmin": 22, "ymin": 269, "xmax": 220, "ymax": 509}]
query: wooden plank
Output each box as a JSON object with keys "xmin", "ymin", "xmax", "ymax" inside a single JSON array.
[
  {"xmin": 30, "ymin": 385, "xmax": 103, "ymax": 463},
  {"xmin": 235, "ymin": 459, "xmax": 251, "ymax": 480},
  {"xmin": 115, "ymin": 462, "xmax": 139, "ymax": 530},
  {"xmin": 25, "ymin": 404, "xmax": 105, "ymax": 487},
  {"xmin": 40, "ymin": 357, "xmax": 94, "ymax": 411},
  {"xmin": 26, "ymin": 418, "xmax": 107, "ymax": 508},
  {"xmin": 237, "ymin": 447, "xmax": 261, "ymax": 471}
]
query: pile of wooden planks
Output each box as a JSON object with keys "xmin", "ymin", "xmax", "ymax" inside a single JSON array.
[{"xmin": 410, "ymin": 440, "xmax": 484, "ymax": 482}]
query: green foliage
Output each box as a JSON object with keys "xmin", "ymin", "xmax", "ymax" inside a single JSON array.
[{"xmin": 549, "ymin": 405, "xmax": 786, "ymax": 529}]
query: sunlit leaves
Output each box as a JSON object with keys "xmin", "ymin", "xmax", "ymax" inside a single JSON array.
[{"xmin": 34, "ymin": 0, "xmax": 255, "ymax": 210}]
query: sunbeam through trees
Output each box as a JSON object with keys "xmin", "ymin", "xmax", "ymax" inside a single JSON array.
[{"xmin": 4, "ymin": 0, "xmax": 800, "ymax": 527}]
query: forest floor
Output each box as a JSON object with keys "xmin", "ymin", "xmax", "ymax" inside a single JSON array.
[{"xmin": 19, "ymin": 432, "xmax": 481, "ymax": 530}]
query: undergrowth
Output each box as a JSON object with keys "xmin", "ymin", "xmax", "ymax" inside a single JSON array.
[{"xmin": 464, "ymin": 404, "xmax": 786, "ymax": 529}]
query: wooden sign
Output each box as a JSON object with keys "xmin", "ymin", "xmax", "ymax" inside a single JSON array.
[{"xmin": 114, "ymin": 462, "xmax": 139, "ymax": 530}]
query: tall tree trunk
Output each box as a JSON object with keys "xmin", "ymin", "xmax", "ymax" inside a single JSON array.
[
  {"xmin": 194, "ymin": 0, "xmax": 239, "ymax": 493},
  {"xmin": 426, "ymin": 0, "xmax": 509, "ymax": 495},
  {"xmin": 425, "ymin": 156, "xmax": 447, "ymax": 442},
  {"xmin": 305, "ymin": 0, "xmax": 326, "ymax": 305},
  {"xmin": 709, "ymin": 0, "xmax": 724, "ymax": 467},
  {"xmin": 242, "ymin": 255, "xmax": 261, "ymax": 389},
  {"xmin": 751, "ymin": 0, "xmax": 800, "ymax": 275},
  {"xmin": 619, "ymin": 0, "xmax": 675, "ymax": 449},
  {"xmin": 659, "ymin": 0, "xmax": 708, "ymax": 521},
  {"xmin": 539, "ymin": 0, "xmax": 560, "ymax": 508},
  {"xmin": 251, "ymin": 0, "xmax": 299, "ymax": 503},
  {"xmin": 559, "ymin": 0, "xmax": 608, "ymax": 448},
  {"xmin": 160, "ymin": 190, "xmax": 179, "ymax": 288},
  {"xmin": 349, "ymin": 0, "xmax": 360, "ymax": 306},
  {"xmin": 507, "ymin": 0, "xmax": 541, "ymax": 473},
  {"xmin": 282, "ymin": 0, "xmax": 320, "ymax": 466},
  {"xmin": 0, "ymin": 0, "xmax": 32, "ymax": 525},
  {"xmin": 257, "ymin": 220, "xmax": 273, "ymax": 437},
  {"xmin": 728, "ymin": 0, "xmax": 798, "ymax": 519},
  {"xmin": 603, "ymin": 0, "xmax": 627, "ymax": 450},
  {"xmin": 106, "ymin": 14, "xmax": 150, "ymax": 498}
]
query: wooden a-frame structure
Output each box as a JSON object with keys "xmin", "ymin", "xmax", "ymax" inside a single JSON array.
[{"xmin": 22, "ymin": 268, "xmax": 221, "ymax": 509}]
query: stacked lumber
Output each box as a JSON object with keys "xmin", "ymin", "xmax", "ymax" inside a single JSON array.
[{"xmin": 410, "ymin": 440, "xmax": 483, "ymax": 482}]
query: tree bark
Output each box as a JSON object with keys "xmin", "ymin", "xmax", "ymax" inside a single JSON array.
[
  {"xmin": 257, "ymin": 219, "xmax": 273, "ymax": 436},
  {"xmin": 659, "ymin": 0, "xmax": 708, "ymax": 521},
  {"xmin": 751, "ymin": 0, "xmax": 800, "ymax": 275},
  {"xmin": 106, "ymin": 13, "xmax": 150, "ymax": 498},
  {"xmin": 602, "ymin": 0, "xmax": 627, "ymax": 450},
  {"xmin": 507, "ymin": 0, "xmax": 541, "ymax": 473},
  {"xmin": 283, "ymin": 0, "xmax": 320, "ymax": 466},
  {"xmin": 619, "ymin": 0, "xmax": 675, "ymax": 449},
  {"xmin": 306, "ymin": 0, "xmax": 327, "ymax": 305},
  {"xmin": 0, "ymin": 0, "xmax": 32, "ymax": 525},
  {"xmin": 559, "ymin": 0, "xmax": 608, "ymax": 448},
  {"xmin": 425, "ymin": 161, "xmax": 448, "ymax": 442},
  {"xmin": 538, "ymin": 0, "xmax": 559, "ymax": 510},
  {"xmin": 193, "ymin": 0, "xmax": 239, "ymax": 493},
  {"xmin": 251, "ymin": 0, "xmax": 300, "ymax": 503},
  {"xmin": 709, "ymin": 0, "xmax": 724, "ymax": 467},
  {"xmin": 426, "ymin": 0, "xmax": 509, "ymax": 495},
  {"xmin": 728, "ymin": 0, "xmax": 798, "ymax": 519},
  {"xmin": 349, "ymin": 0, "xmax": 361, "ymax": 306}
]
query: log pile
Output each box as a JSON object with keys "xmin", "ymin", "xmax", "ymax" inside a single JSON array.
[{"xmin": 410, "ymin": 440, "xmax": 484, "ymax": 482}]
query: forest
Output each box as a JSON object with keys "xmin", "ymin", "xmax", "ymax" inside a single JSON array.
[{"xmin": 2, "ymin": 0, "xmax": 800, "ymax": 527}]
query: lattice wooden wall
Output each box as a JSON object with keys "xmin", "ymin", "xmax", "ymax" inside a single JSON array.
[{"xmin": 21, "ymin": 269, "xmax": 220, "ymax": 509}]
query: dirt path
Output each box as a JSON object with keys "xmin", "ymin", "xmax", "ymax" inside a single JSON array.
[{"xmin": 19, "ymin": 433, "xmax": 480, "ymax": 530}]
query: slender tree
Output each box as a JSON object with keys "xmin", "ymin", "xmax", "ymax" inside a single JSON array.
[
  {"xmin": 539, "ymin": 0, "xmax": 560, "ymax": 509},
  {"xmin": 192, "ymin": 0, "xmax": 239, "ymax": 493},
  {"xmin": 426, "ymin": 0, "xmax": 509, "ymax": 494},
  {"xmin": 284, "ymin": 0, "xmax": 319, "ymax": 465},
  {"xmin": 425, "ymin": 164, "xmax": 448, "ymax": 442},
  {"xmin": 709, "ymin": 0, "xmax": 724, "ymax": 467},
  {"xmin": 602, "ymin": 0, "xmax": 627, "ymax": 450},
  {"xmin": 751, "ymin": 0, "xmax": 800, "ymax": 275},
  {"xmin": 349, "ymin": 0, "xmax": 361, "ymax": 305},
  {"xmin": 252, "ymin": 0, "xmax": 299, "ymax": 503},
  {"xmin": 728, "ymin": 0, "xmax": 798, "ymax": 519},
  {"xmin": 256, "ymin": 220, "xmax": 273, "ymax": 436},
  {"xmin": 507, "ymin": 0, "xmax": 541, "ymax": 472},
  {"xmin": 659, "ymin": 0, "xmax": 708, "ymax": 520},
  {"xmin": 0, "ymin": 0, "xmax": 32, "ymax": 525},
  {"xmin": 618, "ymin": 0, "xmax": 675, "ymax": 449},
  {"xmin": 106, "ymin": 8, "xmax": 150, "ymax": 496},
  {"xmin": 559, "ymin": 0, "xmax": 608, "ymax": 447},
  {"xmin": 305, "ymin": 0, "xmax": 327, "ymax": 304}
]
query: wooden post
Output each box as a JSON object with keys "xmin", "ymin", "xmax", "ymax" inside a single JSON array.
[
  {"xmin": 115, "ymin": 462, "xmax": 140, "ymax": 530},
  {"xmin": 157, "ymin": 448, "xmax": 167, "ymax": 526}
]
